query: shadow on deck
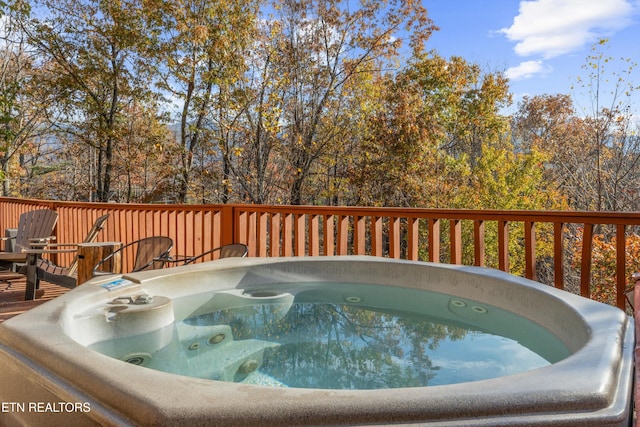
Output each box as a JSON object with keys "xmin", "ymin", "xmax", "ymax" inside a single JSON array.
[{"xmin": 0, "ymin": 273, "xmax": 70, "ymax": 323}]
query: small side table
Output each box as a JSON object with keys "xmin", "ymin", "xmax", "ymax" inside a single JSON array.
[{"xmin": 77, "ymin": 242, "xmax": 123, "ymax": 285}]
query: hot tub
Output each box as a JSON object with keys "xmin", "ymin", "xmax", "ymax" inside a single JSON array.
[{"xmin": 0, "ymin": 256, "xmax": 634, "ymax": 426}]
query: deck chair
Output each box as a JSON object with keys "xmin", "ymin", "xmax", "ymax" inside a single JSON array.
[
  {"xmin": 183, "ymin": 243, "xmax": 248, "ymax": 265},
  {"xmin": 31, "ymin": 214, "xmax": 110, "ymax": 290},
  {"xmin": 0, "ymin": 209, "xmax": 58, "ymax": 271},
  {"xmin": 93, "ymin": 236, "xmax": 173, "ymax": 276}
]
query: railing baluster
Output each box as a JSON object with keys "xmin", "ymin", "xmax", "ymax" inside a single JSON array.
[
  {"xmin": 553, "ymin": 222, "xmax": 564, "ymax": 290},
  {"xmin": 371, "ymin": 216, "xmax": 383, "ymax": 257},
  {"xmin": 211, "ymin": 211, "xmax": 222, "ymax": 254},
  {"xmin": 337, "ymin": 215, "xmax": 349, "ymax": 255},
  {"xmin": 258, "ymin": 212, "xmax": 268, "ymax": 257},
  {"xmin": 282, "ymin": 213, "xmax": 293, "ymax": 256},
  {"xmin": 616, "ymin": 224, "xmax": 626, "ymax": 309},
  {"xmin": 247, "ymin": 212, "xmax": 257, "ymax": 257},
  {"xmin": 237, "ymin": 211, "xmax": 247, "ymax": 246},
  {"xmin": 450, "ymin": 219, "xmax": 461, "ymax": 265},
  {"xmin": 407, "ymin": 217, "xmax": 419, "ymax": 260},
  {"xmin": 428, "ymin": 218, "xmax": 440, "ymax": 263},
  {"xmin": 389, "ymin": 217, "xmax": 401, "ymax": 259},
  {"xmin": 524, "ymin": 221, "xmax": 536, "ymax": 281},
  {"xmin": 580, "ymin": 223, "xmax": 594, "ymax": 299},
  {"xmin": 498, "ymin": 220, "xmax": 509, "ymax": 273},
  {"xmin": 185, "ymin": 210, "xmax": 195, "ymax": 258},
  {"xmin": 323, "ymin": 215, "xmax": 334, "ymax": 256},
  {"xmin": 474, "ymin": 220, "xmax": 485, "ymax": 267},
  {"xmin": 354, "ymin": 215, "xmax": 366, "ymax": 255},
  {"xmin": 270, "ymin": 213, "xmax": 281, "ymax": 257},
  {"xmin": 295, "ymin": 214, "xmax": 305, "ymax": 256},
  {"xmin": 309, "ymin": 214, "xmax": 319, "ymax": 256}
]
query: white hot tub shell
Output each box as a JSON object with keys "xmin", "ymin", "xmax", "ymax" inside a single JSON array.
[{"xmin": 0, "ymin": 256, "xmax": 634, "ymax": 426}]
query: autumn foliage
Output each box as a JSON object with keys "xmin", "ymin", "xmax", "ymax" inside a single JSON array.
[
  {"xmin": 0, "ymin": 2, "xmax": 638, "ymax": 305},
  {"xmin": 571, "ymin": 230, "xmax": 640, "ymax": 306}
]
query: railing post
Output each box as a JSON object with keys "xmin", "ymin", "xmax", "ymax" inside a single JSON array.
[{"xmin": 220, "ymin": 205, "xmax": 235, "ymax": 247}]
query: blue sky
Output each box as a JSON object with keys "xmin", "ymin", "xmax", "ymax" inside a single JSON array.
[{"xmin": 422, "ymin": 0, "xmax": 640, "ymax": 112}]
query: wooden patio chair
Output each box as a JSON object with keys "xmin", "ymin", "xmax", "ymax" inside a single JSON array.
[
  {"xmin": 182, "ymin": 243, "xmax": 248, "ymax": 265},
  {"xmin": 28, "ymin": 214, "xmax": 110, "ymax": 290},
  {"xmin": 0, "ymin": 209, "xmax": 58, "ymax": 271},
  {"xmin": 92, "ymin": 236, "xmax": 173, "ymax": 276},
  {"xmin": 158, "ymin": 243, "xmax": 248, "ymax": 267}
]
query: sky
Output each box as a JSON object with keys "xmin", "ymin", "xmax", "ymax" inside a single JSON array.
[{"xmin": 422, "ymin": 0, "xmax": 640, "ymax": 113}]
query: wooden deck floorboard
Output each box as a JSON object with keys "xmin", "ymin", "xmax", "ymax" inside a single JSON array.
[{"xmin": 0, "ymin": 273, "xmax": 70, "ymax": 323}]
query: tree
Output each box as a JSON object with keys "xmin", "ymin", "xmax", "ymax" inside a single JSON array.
[
  {"xmin": 213, "ymin": 21, "xmax": 289, "ymax": 204},
  {"xmin": 571, "ymin": 38, "xmax": 640, "ymax": 211},
  {"xmin": 351, "ymin": 53, "xmax": 511, "ymax": 208},
  {"xmin": 264, "ymin": 0, "xmax": 437, "ymax": 205},
  {"xmin": 143, "ymin": 0, "xmax": 259, "ymax": 203},
  {"xmin": 23, "ymin": 0, "xmax": 155, "ymax": 201},
  {"xmin": 460, "ymin": 143, "xmax": 566, "ymax": 277},
  {"xmin": 0, "ymin": 8, "xmax": 52, "ymax": 196},
  {"xmin": 112, "ymin": 102, "xmax": 175, "ymax": 202}
]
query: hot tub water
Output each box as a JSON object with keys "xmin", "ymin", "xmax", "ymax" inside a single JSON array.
[{"xmin": 89, "ymin": 282, "xmax": 570, "ymax": 389}]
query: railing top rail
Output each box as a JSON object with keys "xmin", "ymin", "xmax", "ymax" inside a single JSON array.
[
  {"xmin": 2, "ymin": 197, "xmax": 640, "ymax": 225},
  {"xmin": 230, "ymin": 204, "xmax": 640, "ymax": 225}
]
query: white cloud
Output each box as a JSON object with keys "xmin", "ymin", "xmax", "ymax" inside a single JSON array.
[
  {"xmin": 505, "ymin": 60, "xmax": 551, "ymax": 81},
  {"xmin": 500, "ymin": 0, "xmax": 638, "ymax": 58}
]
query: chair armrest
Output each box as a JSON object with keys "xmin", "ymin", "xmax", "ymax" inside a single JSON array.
[
  {"xmin": 155, "ymin": 254, "xmax": 191, "ymax": 266},
  {"xmin": 28, "ymin": 236, "xmax": 56, "ymax": 244},
  {"xmin": 20, "ymin": 237, "xmax": 57, "ymax": 252},
  {"xmin": 32, "ymin": 242, "xmax": 79, "ymax": 249},
  {"xmin": 19, "ymin": 240, "xmax": 77, "ymax": 255},
  {"xmin": 22, "ymin": 248, "xmax": 78, "ymax": 255}
]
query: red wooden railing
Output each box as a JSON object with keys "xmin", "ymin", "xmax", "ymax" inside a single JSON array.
[{"xmin": 1, "ymin": 197, "xmax": 639, "ymax": 310}]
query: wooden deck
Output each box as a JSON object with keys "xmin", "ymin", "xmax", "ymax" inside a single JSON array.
[{"xmin": 0, "ymin": 273, "xmax": 70, "ymax": 323}]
